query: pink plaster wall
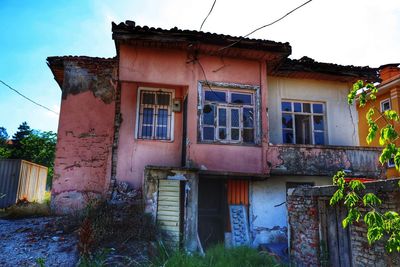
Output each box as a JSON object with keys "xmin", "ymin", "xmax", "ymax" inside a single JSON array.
[
  {"xmin": 52, "ymin": 91, "xmax": 115, "ymax": 206},
  {"xmin": 117, "ymin": 45, "xmax": 268, "ymax": 186}
]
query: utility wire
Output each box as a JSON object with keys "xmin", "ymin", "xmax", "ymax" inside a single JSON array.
[
  {"xmin": 200, "ymin": 0, "xmax": 217, "ymax": 31},
  {"xmin": 0, "ymin": 79, "xmax": 59, "ymax": 115},
  {"xmin": 218, "ymin": 0, "xmax": 313, "ymax": 51}
]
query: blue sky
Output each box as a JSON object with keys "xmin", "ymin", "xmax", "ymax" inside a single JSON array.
[{"xmin": 1, "ymin": 0, "xmax": 399, "ymax": 136}]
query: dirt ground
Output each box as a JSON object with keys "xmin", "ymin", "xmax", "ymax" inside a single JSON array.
[{"xmin": 0, "ymin": 216, "xmax": 78, "ymax": 267}]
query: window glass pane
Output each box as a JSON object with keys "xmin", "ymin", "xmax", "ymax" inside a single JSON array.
[
  {"xmin": 243, "ymin": 129, "xmax": 254, "ymax": 143},
  {"xmin": 218, "ymin": 128, "xmax": 227, "ymax": 140},
  {"xmin": 203, "ymin": 105, "xmax": 215, "ymax": 125},
  {"xmin": 205, "ymin": 91, "xmax": 226, "ymax": 102},
  {"xmin": 281, "ymin": 102, "xmax": 291, "ymax": 112},
  {"xmin": 231, "ymin": 109, "xmax": 239, "ymax": 127},
  {"xmin": 282, "ymin": 114, "xmax": 293, "ymax": 129},
  {"xmin": 294, "ymin": 103, "xmax": 302, "ymax": 112},
  {"xmin": 142, "ymin": 93, "xmax": 155, "ymax": 104},
  {"xmin": 143, "ymin": 108, "xmax": 154, "ymax": 124},
  {"xmin": 203, "ymin": 127, "xmax": 215, "ymax": 140},
  {"xmin": 142, "ymin": 126, "xmax": 152, "ymax": 137},
  {"xmin": 382, "ymin": 100, "xmax": 390, "ymax": 111},
  {"xmin": 231, "ymin": 93, "xmax": 252, "ymax": 104},
  {"xmin": 303, "ymin": 103, "xmax": 311, "ymax": 113},
  {"xmin": 312, "ymin": 103, "xmax": 323, "ymax": 114},
  {"xmin": 243, "ymin": 108, "xmax": 254, "ymax": 128},
  {"xmin": 313, "ymin": 115, "xmax": 324, "ymax": 131},
  {"xmin": 156, "ymin": 126, "xmax": 167, "ymax": 139},
  {"xmin": 314, "ymin": 132, "xmax": 325, "ymax": 145},
  {"xmin": 231, "ymin": 129, "xmax": 240, "ymax": 140},
  {"xmin": 157, "ymin": 109, "xmax": 168, "ymax": 126},
  {"xmin": 157, "ymin": 93, "xmax": 170, "ymax": 105},
  {"xmin": 218, "ymin": 108, "xmax": 226, "ymax": 127},
  {"xmin": 282, "ymin": 129, "xmax": 294, "ymax": 144}
]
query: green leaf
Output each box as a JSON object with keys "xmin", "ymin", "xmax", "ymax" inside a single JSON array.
[
  {"xmin": 330, "ymin": 189, "xmax": 344, "ymax": 206},
  {"xmin": 349, "ymin": 180, "xmax": 366, "ymax": 191},
  {"xmin": 363, "ymin": 193, "xmax": 382, "ymax": 206}
]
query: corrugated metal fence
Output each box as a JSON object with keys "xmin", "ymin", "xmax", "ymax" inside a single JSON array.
[{"xmin": 0, "ymin": 159, "xmax": 48, "ymax": 208}]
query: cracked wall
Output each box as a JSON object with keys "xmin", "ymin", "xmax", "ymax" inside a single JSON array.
[
  {"xmin": 52, "ymin": 59, "xmax": 117, "ymax": 214},
  {"xmin": 267, "ymin": 145, "xmax": 385, "ymax": 178}
]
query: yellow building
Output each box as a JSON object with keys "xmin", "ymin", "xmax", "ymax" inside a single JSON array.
[{"xmin": 357, "ymin": 64, "xmax": 400, "ymax": 178}]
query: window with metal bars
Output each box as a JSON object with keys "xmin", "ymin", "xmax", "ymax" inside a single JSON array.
[
  {"xmin": 201, "ymin": 89, "xmax": 255, "ymax": 144},
  {"xmin": 137, "ymin": 89, "xmax": 173, "ymax": 140}
]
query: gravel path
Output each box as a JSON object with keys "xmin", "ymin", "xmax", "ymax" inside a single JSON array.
[{"xmin": 0, "ymin": 217, "xmax": 78, "ymax": 267}]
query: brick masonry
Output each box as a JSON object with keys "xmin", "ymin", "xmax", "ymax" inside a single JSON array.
[{"xmin": 288, "ymin": 179, "xmax": 400, "ymax": 266}]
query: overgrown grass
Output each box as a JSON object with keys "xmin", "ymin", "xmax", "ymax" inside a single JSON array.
[{"xmin": 149, "ymin": 244, "xmax": 282, "ymax": 267}]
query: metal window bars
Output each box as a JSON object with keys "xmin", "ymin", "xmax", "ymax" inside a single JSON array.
[{"xmin": 138, "ymin": 90, "xmax": 172, "ymax": 140}]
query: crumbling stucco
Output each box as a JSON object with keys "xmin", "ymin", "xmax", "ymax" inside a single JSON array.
[
  {"xmin": 267, "ymin": 145, "xmax": 385, "ymax": 178},
  {"xmin": 62, "ymin": 61, "xmax": 117, "ymax": 104}
]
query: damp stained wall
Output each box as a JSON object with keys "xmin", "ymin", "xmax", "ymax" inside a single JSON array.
[
  {"xmin": 117, "ymin": 44, "xmax": 268, "ymax": 186},
  {"xmin": 267, "ymin": 76, "xmax": 359, "ymax": 146},
  {"xmin": 249, "ymin": 176, "xmax": 332, "ymax": 247}
]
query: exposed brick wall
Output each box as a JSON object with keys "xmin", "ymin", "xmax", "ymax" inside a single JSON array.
[
  {"xmin": 287, "ymin": 194, "xmax": 320, "ymax": 266},
  {"xmin": 288, "ymin": 179, "xmax": 400, "ymax": 267}
]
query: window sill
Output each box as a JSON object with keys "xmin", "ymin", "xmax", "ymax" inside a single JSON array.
[
  {"xmin": 136, "ymin": 138, "xmax": 175, "ymax": 143},
  {"xmin": 197, "ymin": 140, "xmax": 261, "ymax": 147}
]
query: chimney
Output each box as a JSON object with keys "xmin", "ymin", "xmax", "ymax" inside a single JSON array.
[{"xmin": 379, "ymin": 63, "xmax": 400, "ymax": 82}]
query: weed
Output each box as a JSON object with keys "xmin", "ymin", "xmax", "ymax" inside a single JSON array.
[
  {"xmin": 35, "ymin": 257, "xmax": 46, "ymax": 267},
  {"xmin": 148, "ymin": 244, "xmax": 283, "ymax": 267},
  {"xmin": 4, "ymin": 201, "xmax": 50, "ymax": 219}
]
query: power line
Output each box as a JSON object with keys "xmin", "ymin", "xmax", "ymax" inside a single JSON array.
[
  {"xmin": 218, "ymin": 0, "xmax": 313, "ymax": 51},
  {"xmin": 200, "ymin": 0, "xmax": 217, "ymax": 31},
  {"xmin": 0, "ymin": 79, "xmax": 59, "ymax": 115}
]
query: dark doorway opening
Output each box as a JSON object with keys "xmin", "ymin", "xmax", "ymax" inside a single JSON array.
[{"xmin": 198, "ymin": 178, "xmax": 227, "ymax": 249}]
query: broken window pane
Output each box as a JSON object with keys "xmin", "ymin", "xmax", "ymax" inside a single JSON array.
[
  {"xmin": 157, "ymin": 94, "xmax": 170, "ymax": 105},
  {"xmin": 205, "ymin": 91, "xmax": 226, "ymax": 102},
  {"xmin": 282, "ymin": 129, "xmax": 294, "ymax": 144},
  {"xmin": 142, "ymin": 93, "xmax": 155, "ymax": 104},
  {"xmin": 231, "ymin": 93, "xmax": 252, "ymax": 105},
  {"xmin": 157, "ymin": 109, "xmax": 168, "ymax": 126},
  {"xmin": 219, "ymin": 128, "xmax": 227, "ymax": 140},
  {"xmin": 231, "ymin": 109, "xmax": 239, "ymax": 127},
  {"xmin": 143, "ymin": 108, "xmax": 154, "ymax": 124},
  {"xmin": 243, "ymin": 108, "xmax": 254, "ymax": 128},
  {"xmin": 313, "ymin": 103, "xmax": 323, "ymax": 114},
  {"xmin": 314, "ymin": 132, "xmax": 324, "ymax": 145},
  {"xmin": 313, "ymin": 115, "xmax": 324, "ymax": 131},
  {"xmin": 282, "ymin": 114, "xmax": 293, "ymax": 129},
  {"xmin": 294, "ymin": 102, "xmax": 302, "ymax": 112},
  {"xmin": 281, "ymin": 102, "xmax": 291, "ymax": 112},
  {"xmin": 295, "ymin": 114, "xmax": 311, "ymax": 144},
  {"xmin": 243, "ymin": 129, "xmax": 254, "ymax": 143},
  {"xmin": 203, "ymin": 105, "xmax": 215, "ymax": 125},
  {"xmin": 219, "ymin": 108, "xmax": 226, "ymax": 127},
  {"xmin": 303, "ymin": 103, "xmax": 311, "ymax": 113},
  {"xmin": 203, "ymin": 127, "xmax": 215, "ymax": 140},
  {"xmin": 231, "ymin": 129, "xmax": 239, "ymax": 140}
]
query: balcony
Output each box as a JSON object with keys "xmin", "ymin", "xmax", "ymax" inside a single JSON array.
[{"xmin": 267, "ymin": 144, "xmax": 385, "ymax": 178}]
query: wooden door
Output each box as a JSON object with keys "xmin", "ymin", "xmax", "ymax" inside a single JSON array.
[{"xmin": 319, "ymin": 200, "xmax": 352, "ymax": 267}]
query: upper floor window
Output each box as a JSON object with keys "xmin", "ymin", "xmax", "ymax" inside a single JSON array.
[
  {"xmin": 137, "ymin": 89, "xmax": 173, "ymax": 140},
  {"xmin": 381, "ymin": 98, "xmax": 391, "ymax": 112},
  {"xmin": 201, "ymin": 88, "xmax": 255, "ymax": 144},
  {"xmin": 281, "ymin": 100, "xmax": 326, "ymax": 145}
]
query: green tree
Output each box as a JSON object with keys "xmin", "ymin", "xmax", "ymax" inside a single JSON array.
[
  {"xmin": 0, "ymin": 127, "xmax": 11, "ymax": 158},
  {"xmin": 331, "ymin": 80, "xmax": 400, "ymax": 253},
  {"xmin": 11, "ymin": 121, "xmax": 32, "ymax": 156}
]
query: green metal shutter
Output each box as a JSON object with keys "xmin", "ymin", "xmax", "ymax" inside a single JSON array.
[{"xmin": 157, "ymin": 179, "xmax": 181, "ymax": 248}]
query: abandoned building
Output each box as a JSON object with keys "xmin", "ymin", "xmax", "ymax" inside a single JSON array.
[{"xmin": 47, "ymin": 21, "xmax": 385, "ymax": 254}]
